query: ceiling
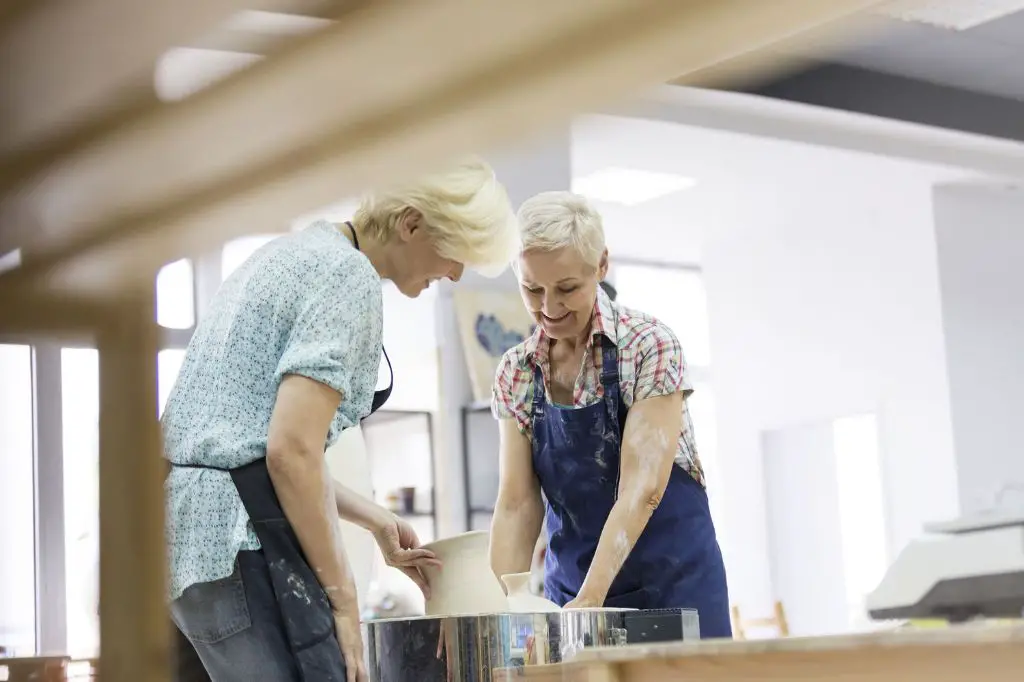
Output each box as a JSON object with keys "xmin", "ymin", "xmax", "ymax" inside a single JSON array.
[
  {"xmin": 791, "ymin": 10, "xmax": 1024, "ymax": 102},
  {"xmin": 570, "ymin": 114, "xmax": 974, "ymax": 268}
]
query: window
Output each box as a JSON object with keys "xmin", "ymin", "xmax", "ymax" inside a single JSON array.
[
  {"xmin": 156, "ymin": 258, "xmax": 195, "ymax": 329},
  {"xmin": 0, "ymin": 345, "xmax": 36, "ymax": 656},
  {"xmin": 60, "ymin": 346, "xmax": 185, "ymax": 656},
  {"xmin": 61, "ymin": 348, "xmax": 100, "ymax": 657},
  {"xmin": 613, "ymin": 265, "xmax": 711, "ymax": 367}
]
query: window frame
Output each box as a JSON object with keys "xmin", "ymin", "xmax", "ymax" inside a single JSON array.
[
  {"xmin": 0, "ymin": 251, "xmax": 220, "ymax": 655},
  {"xmin": 611, "ymin": 257, "xmax": 710, "ymax": 378}
]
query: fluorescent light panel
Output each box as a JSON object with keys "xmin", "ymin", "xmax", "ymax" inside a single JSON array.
[
  {"xmin": 572, "ymin": 167, "xmax": 696, "ymax": 206},
  {"xmin": 876, "ymin": 0, "xmax": 1024, "ymax": 30}
]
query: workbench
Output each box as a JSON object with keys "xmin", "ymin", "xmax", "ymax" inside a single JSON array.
[{"xmin": 496, "ymin": 623, "xmax": 1024, "ymax": 681}]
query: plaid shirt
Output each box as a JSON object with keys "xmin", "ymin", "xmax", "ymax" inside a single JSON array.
[{"xmin": 491, "ymin": 287, "xmax": 705, "ymax": 485}]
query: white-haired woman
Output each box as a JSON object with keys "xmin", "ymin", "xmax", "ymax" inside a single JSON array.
[
  {"xmin": 163, "ymin": 158, "xmax": 518, "ymax": 682},
  {"xmin": 489, "ymin": 191, "xmax": 731, "ymax": 638}
]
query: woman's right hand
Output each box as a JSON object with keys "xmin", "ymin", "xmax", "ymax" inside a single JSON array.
[{"xmin": 333, "ymin": 603, "xmax": 368, "ymax": 682}]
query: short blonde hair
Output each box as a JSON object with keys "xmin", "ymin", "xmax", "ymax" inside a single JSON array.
[
  {"xmin": 353, "ymin": 156, "xmax": 518, "ymax": 276},
  {"xmin": 516, "ymin": 191, "xmax": 606, "ymax": 269}
]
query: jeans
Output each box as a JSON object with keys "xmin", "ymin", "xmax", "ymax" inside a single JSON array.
[{"xmin": 171, "ymin": 550, "xmax": 345, "ymax": 681}]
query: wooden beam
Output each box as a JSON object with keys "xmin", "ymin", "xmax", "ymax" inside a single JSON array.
[
  {"xmin": 95, "ymin": 292, "xmax": 168, "ymax": 682},
  {"xmin": 0, "ymin": 288, "xmax": 111, "ymax": 339},
  {"xmin": 185, "ymin": 3, "xmax": 368, "ymax": 55},
  {"xmin": 0, "ymin": 0, "xmax": 304, "ymax": 156},
  {"xmin": 0, "ymin": 0, "xmax": 885, "ymax": 299}
]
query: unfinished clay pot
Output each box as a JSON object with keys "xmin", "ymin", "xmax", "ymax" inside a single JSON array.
[
  {"xmin": 421, "ymin": 531, "xmax": 508, "ymax": 616},
  {"xmin": 500, "ymin": 572, "xmax": 561, "ymax": 613}
]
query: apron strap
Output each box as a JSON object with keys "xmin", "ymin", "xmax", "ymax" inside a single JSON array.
[
  {"xmin": 370, "ymin": 344, "xmax": 393, "ymax": 414},
  {"xmin": 530, "ymin": 363, "xmax": 546, "ymax": 422}
]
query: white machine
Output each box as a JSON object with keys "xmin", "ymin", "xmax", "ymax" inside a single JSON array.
[{"xmin": 866, "ymin": 509, "xmax": 1024, "ymax": 622}]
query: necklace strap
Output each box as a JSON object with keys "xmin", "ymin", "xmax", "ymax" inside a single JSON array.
[{"xmin": 344, "ymin": 221, "xmax": 360, "ymax": 251}]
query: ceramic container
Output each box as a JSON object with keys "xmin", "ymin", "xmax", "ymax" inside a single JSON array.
[
  {"xmin": 420, "ymin": 530, "xmax": 508, "ymax": 616},
  {"xmin": 500, "ymin": 572, "xmax": 561, "ymax": 613}
]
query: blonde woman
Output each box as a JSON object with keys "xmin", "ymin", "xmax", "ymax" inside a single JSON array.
[
  {"xmin": 489, "ymin": 191, "xmax": 731, "ymax": 638},
  {"xmin": 163, "ymin": 158, "xmax": 518, "ymax": 682}
]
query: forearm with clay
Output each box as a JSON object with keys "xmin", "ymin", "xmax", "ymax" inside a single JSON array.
[
  {"xmin": 268, "ymin": 448, "xmax": 358, "ymax": 613},
  {"xmin": 490, "ymin": 493, "xmax": 544, "ymax": 584},
  {"xmin": 577, "ymin": 493, "xmax": 656, "ymax": 601},
  {"xmin": 578, "ymin": 392, "xmax": 683, "ymax": 603},
  {"xmin": 490, "ymin": 417, "xmax": 545, "ymax": 585}
]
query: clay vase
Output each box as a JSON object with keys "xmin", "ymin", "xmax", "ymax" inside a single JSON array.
[
  {"xmin": 421, "ymin": 531, "xmax": 508, "ymax": 616},
  {"xmin": 501, "ymin": 572, "xmax": 561, "ymax": 613}
]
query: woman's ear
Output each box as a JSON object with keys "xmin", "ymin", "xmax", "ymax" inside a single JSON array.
[
  {"xmin": 597, "ymin": 248, "xmax": 609, "ymax": 280},
  {"xmin": 397, "ymin": 208, "xmax": 424, "ymax": 242}
]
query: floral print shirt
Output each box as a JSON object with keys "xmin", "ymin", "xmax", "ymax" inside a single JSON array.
[{"xmin": 162, "ymin": 221, "xmax": 383, "ymax": 600}]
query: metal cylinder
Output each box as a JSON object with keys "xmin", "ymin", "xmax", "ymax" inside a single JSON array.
[{"xmin": 365, "ymin": 609, "xmax": 635, "ymax": 682}]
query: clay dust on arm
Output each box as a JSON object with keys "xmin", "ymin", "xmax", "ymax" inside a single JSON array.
[
  {"xmin": 575, "ymin": 392, "xmax": 684, "ymax": 603},
  {"xmin": 266, "ymin": 375, "xmax": 359, "ymax": 613},
  {"xmin": 489, "ymin": 417, "xmax": 545, "ymax": 588}
]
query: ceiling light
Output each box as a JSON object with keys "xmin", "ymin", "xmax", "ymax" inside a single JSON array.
[
  {"xmin": 572, "ymin": 167, "xmax": 696, "ymax": 206},
  {"xmin": 0, "ymin": 248, "xmax": 21, "ymax": 275},
  {"xmin": 876, "ymin": 0, "xmax": 1024, "ymax": 30}
]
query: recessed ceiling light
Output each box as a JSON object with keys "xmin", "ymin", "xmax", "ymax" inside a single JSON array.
[
  {"xmin": 876, "ymin": 0, "xmax": 1024, "ymax": 30},
  {"xmin": 572, "ymin": 167, "xmax": 696, "ymax": 206}
]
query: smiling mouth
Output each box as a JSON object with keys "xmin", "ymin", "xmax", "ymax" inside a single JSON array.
[{"xmin": 542, "ymin": 311, "xmax": 570, "ymax": 323}]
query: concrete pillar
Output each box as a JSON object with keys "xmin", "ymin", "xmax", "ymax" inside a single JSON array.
[
  {"xmin": 433, "ymin": 129, "xmax": 572, "ymax": 537},
  {"xmin": 933, "ymin": 183, "xmax": 1024, "ymax": 515}
]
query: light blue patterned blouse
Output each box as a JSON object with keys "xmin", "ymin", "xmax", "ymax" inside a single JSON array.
[{"xmin": 162, "ymin": 220, "xmax": 383, "ymax": 601}]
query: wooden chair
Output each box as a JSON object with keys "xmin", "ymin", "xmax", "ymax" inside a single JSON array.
[{"xmin": 731, "ymin": 601, "xmax": 790, "ymax": 639}]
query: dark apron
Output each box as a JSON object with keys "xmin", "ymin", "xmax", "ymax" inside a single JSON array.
[
  {"xmin": 532, "ymin": 338, "xmax": 732, "ymax": 638},
  {"xmin": 169, "ymin": 348, "xmax": 393, "ymax": 679}
]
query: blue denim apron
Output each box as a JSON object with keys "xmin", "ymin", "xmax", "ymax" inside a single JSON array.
[{"xmin": 532, "ymin": 338, "xmax": 732, "ymax": 638}]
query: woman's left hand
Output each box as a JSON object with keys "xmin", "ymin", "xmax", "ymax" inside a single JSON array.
[
  {"xmin": 372, "ymin": 513, "xmax": 441, "ymax": 597},
  {"xmin": 563, "ymin": 592, "xmax": 604, "ymax": 609}
]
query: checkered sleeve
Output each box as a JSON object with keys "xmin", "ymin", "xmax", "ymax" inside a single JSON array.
[
  {"xmin": 491, "ymin": 347, "xmax": 533, "ymax": 435},
  {"xmin": 633, "ymin": 322, "xmax": 693, "ymax": 401}
]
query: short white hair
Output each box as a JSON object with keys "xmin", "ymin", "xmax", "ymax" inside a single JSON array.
[
  {"xmin": 516, "ymin": 191, "xmax": 606, "ymax": 269},
  {"xmin": 354, "ymin": 156, "xmax": 518, "ymax": 276}
]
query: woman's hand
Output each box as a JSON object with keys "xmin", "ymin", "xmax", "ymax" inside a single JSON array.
[
  {"xmin": 333, "ymin": 601, "xmax": 369, "ymax": 682},
  {"xmin": 372, "ymin": 513, "xmax": 441, "ymax": 597},
  {"xmin": 563, "ymin": 592, "xmax": 604, "ymax": 609}
]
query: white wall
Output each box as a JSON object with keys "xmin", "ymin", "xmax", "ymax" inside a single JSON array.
[
  {"xmin": 763, "ymin": 420, "xmax": 849, "ymax": 636},
  {"xmin": 700, "ymin": 146, "xmax": 963, "ymax": 617},
  {"xmin": 933, "ymin": 183, "xmax": 1024, "ymax": 514},
  {"xmin": 572, "ymin": 113, "xmax": 974, "ymax": 620}
]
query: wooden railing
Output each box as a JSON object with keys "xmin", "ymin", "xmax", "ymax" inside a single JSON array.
[{"xmin": 0, "ymin": 2, "xmax": 886, "ymax": 679}]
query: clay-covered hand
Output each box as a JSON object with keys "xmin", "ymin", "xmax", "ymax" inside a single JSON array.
[
  {"xmin": 372, "ymin": 513, "xmax": 442, "ymax": 597},
  {"xmin": 333, "ymin": 602, "xmax": 369, "ymax": 682},
  {"xmin": 563, "ymin": 592, "xmax": 604, "ymax": 609}
]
